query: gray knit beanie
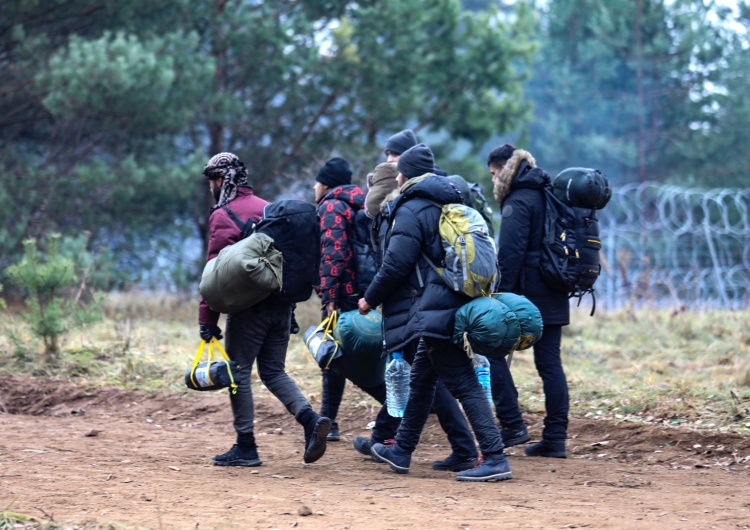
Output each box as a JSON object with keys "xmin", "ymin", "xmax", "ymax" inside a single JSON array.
[
  {"xmin": 384, "ymin": 129, "xmax": 418, "ymax": 156},
  {"xmin": 396, "ymin": 143, "xmax": 435, "ymax": 179}
]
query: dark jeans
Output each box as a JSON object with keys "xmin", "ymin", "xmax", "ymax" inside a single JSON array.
[
  {"xmin": 395, "ymin": 337, "xmax": 504, "ymax": 458},
  {"xmin": 493, "ymin": 324, "xmax": 568, "ymax": 440},
  {"xmin": 319, "ymin": 295, "xmax": 359, "ymax": 424},
  {"xmin": 224, "ymin": 299, "xmax": 313, "ymax": 437}
]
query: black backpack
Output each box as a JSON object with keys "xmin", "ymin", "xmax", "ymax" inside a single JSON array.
[
  {"xmin": 224, "ymin": 200, "xmax": 320, "ymax": 304},
  {"xmin": 349, "ymin": 207, "xmax": 378, "ymax": 293},
  {"xmin": 468, "ymin": 182, "xmax": 495, "ymax": 238},
  {"xmin": 538, "ymin": 168, "xmax": 610, "ymax": 314}
]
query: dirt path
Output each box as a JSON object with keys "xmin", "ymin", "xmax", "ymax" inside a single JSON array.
[{"xmin": 1, "ymin": 376, "xmax": 749, "ymax": 529}]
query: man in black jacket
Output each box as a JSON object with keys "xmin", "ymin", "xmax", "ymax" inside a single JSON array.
[
  {"xmin": 358, "ymin": 144, "xmax": 512, "ymax": 482},
  {"xmin": 488, "ymin": 143, "xmax": 569, "ymax": 458}
]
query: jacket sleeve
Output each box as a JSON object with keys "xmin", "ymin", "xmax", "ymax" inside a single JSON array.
[
  {"xmin": 198, "ymin": 210, "xmax": 241, "ymax": 326},
  {"xmin": 318, "ymin": 199, "xmax": 354, "ymax": 305},
  {"xmin": 496, "ymin": 194, "xmax": 533, "ymax": 292},
  {"xmin": 364, "ymin": 206, "xmax": 422, "ymax": 308}
]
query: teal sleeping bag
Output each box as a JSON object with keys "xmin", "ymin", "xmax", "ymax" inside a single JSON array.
[
  {"xmin": 332, "ymin": 310, "xmax": 386, "ymax": 388},
  {"xmin": 491, "ymin": 292, "xmax": 543, "ymax": 351},
  {"xmin": 453, "ymin": 297, "xmax": 520, "ymax": 358}
]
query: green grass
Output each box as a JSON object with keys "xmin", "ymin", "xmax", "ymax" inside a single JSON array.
[{"xmin": 1, "ymin": 293, "xmax": 749, "ymax": 436}]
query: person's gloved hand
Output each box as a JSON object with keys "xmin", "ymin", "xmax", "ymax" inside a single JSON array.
[
  {"xmin": 199, "ymin": 324, "xmax": 223, "ymax": 342},
  {"xmin": 290, "ymin": 312, "xmax": 300, "ymax": 335}
]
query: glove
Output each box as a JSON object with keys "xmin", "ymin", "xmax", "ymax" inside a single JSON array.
[
  {"xmin": 199, "ymin": 324, "xmax": 223, "ymax": 342},
  {"xmin": 290, "ymin": 312, "xmax": 300, "ymax": 335}
]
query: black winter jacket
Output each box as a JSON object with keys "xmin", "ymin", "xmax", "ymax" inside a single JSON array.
[
  {"xmin": 364, "ymin": 175, "xmax": 471, "ymax": 353},
  {"xmin": 496, "ymin": 161, "xmax": 570, "ymax": 326}
]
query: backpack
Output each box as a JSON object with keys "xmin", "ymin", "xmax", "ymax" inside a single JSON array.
[
  {"xmin": 349, "ymin": 207, "xmax": 378, "ymax": 293},
  {"xmin": 225, "ymin": 200, "xmax": 320, "ymax": 305},
  {"xmin": 422, "ymin": 202, "xmax": 497, "ymax": 298},
  {"xmin": 538, "ymin": 168, "xmax": 610, "ymax": 314}
]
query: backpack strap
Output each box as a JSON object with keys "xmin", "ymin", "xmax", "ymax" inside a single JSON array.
[{"xmin": 222, "ymin": 206, "xmax": 255, "ymax": 239}]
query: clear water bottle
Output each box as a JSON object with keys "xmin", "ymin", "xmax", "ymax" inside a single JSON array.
[
  {"xmin": 473, "ymin": 354, "xmax": 493, "ymax": 409},
  {"xmin": 385, "ymin": 352, "xmax": 411, "ymax": 418}
]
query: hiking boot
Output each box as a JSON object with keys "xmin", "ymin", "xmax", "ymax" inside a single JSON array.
[
  {"xmin": 327, "ymin": 422, "xmax": 341, "ymax": 442},
  {"xmin": 371, "ymin": 442, "xmax": 411, "ymax": 474},
  {"xmin": 432, "ymin": 453, "xmax": 478, "ymax": 472},
  {"xmin": 303, "ymin": 416, "xmax": 331, "ymax": 463},
  {"xmin": 354, "ymin": 437, "xmax": 394, "ymax": 460},
  {"xmin": 211, "ymin": 444, "xmax": 262, "ymax": 467},
  {"xmin": 456, "ymin": 455, "xmax": 513, "ymax": 482},
  {"xmin": 524, "ymin": 439, "xmax": 567, "ymax": 458},
  {"xmin": 501, "ymin": 426, "xmax": 531, "ymax": 448}
]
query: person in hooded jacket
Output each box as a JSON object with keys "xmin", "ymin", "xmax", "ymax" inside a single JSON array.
[
  {"xmin": 352, "ymin": 162, "xmax": 479, "ymax": 472},
  {"xmin": 358, "ymin": 144, "xmax": 512, "ymax": 482},
  {"xmin": 199, "ymin": 152, "xmax": 330, "ymax": 468},
  {"xmin": 314, "ymin": 157, "xmax": 366, "ymax": 442},
  {"xmin": 488, "ymin": 143, "xmax": 570, "ymax": 458}
]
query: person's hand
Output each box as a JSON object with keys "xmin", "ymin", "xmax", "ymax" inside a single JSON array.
[
  {"xmin": 326, "ymin": 302, "xmax": 338, "ymax": 316},
  {"xmin": 358, "ymin": 298, "xmax": 372, "ymax": 315},
  {"xmin": 199, "ymin": 324, "xmax": 223, "ymax": 342}
]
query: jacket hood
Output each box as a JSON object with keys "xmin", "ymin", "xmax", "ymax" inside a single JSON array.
[
  {"xmin": 319, "ymin": 184, "xmax": 366, "ymax": 209},
  {"xmin": 390, "ymin": 174, "xmax": 462, "ymax": 216},
  {"xmin": 493, "ymin": 149, "xmax": 541, "ymax": 204}
]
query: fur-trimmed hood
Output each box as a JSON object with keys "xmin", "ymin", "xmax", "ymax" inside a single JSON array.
[{"xmin": 492, "ymin": 149, "xmax": 537, "ymax": 204}]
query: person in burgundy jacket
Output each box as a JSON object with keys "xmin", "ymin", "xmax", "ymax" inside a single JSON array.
[{"xmin": 199, "ymin": 152, "xmax": 330, "ymax": 467}]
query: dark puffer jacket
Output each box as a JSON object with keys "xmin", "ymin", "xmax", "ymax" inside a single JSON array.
[
  {"xmin": 496, "ymin": 160, "xmax": 570, "ymax": 326},
  {"xmin": 317, "ymin": 184, "xmax": 366, "ymax": 305},
  {"xmin": 364, "ymin": 175, "xmax": 470, "ymax": 353}
]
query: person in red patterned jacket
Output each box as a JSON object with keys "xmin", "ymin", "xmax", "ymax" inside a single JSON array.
[
  {"xmin": 313, "ymin": 157, "xmax": 366, "ymax": 441},
  {"xmin": 200, "ymin": 152, "xmax": 330, "ymax": 468}
]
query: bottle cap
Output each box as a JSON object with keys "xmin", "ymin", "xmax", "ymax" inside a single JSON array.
[{"xmin": 392, "ymin": 352, "xmax": 403, "ymax": 359}]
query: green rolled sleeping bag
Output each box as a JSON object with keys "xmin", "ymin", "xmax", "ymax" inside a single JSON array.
[
  {"xmin": 491, "ymin": 293, "xmax": 544, "ymax": 352},
  {"xmin": 199, "ymin": 232, "xmax": 283, "ymax": 314},
  {"xmin": 452, "ymin": 297, "xmax": 521, "ymax": 358},
  {"xmin": 333, "ymin": 309, "xmax": 386, "ymax": 388}
]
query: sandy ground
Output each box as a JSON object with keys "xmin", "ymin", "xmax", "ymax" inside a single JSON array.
[{"xmin": 1, "ymin": 375, "xmax": 749, "ymax": 530}]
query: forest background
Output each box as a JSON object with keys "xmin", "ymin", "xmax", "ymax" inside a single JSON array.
[{"xmin": 2, "ymin": 0, "xmax": 749, "ymax": 294}]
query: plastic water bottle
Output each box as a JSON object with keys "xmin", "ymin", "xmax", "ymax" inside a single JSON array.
[
  {"xmin": 473, "ymin": 354, "xmax": 493, "ymax": 409},
  {"xmin": 385, "ymin": 352, "xmax": 411, "ymax": 418}
]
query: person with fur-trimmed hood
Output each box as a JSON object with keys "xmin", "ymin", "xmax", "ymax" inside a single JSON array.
[
  {"xmin": 313, "ymin": 157, "xmax": 366, "ymax": 442},
  {"xmin": 358, "ymin": 144, "xmax": 512, "ymax": 482},
  {"xmin": 488, "ymin": 143, "xmax": 570, "ymax": 459}
]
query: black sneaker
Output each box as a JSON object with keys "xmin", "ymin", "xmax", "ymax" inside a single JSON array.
[
  {"xmin": 212, "ymin": 444, "xmax": 262, "ymax": 467},
  {"xmin": 371, "ymin": 442, "xmax": 411, "ymax": 474},
  {"xmin": 456, "ymin": 455, "xmax": 513, "ymax": 482},
  {"xmin": 327, "ymin": 422, "xmax": 341, "ymax": 442},
  {"xmin": 432, "ymin": 453, "xmax": 478, "ymax": 472},
  {"xmin": 354, "ymin": 437, "xmax": 394, "ymax": 460},
  {"xmin": 303, "ymin": 416, "xmax": 331, "ymax": 463},
  {"xmin": 524, "ymin": 439, "xmax": 567, "ymax": 458},
  {"xmin": 501, "ymin": 426, "xmax": 531, "ymax": 448}
]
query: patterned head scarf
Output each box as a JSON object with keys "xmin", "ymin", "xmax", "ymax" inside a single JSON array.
[{"xmin": 202, "ymin": 152, "xmax": 249, "ymax": 209}]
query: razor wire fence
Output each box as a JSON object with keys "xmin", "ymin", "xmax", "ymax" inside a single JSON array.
[{"xmin": 596, "ymin": 182, "xmax": 750, "ymax": 310}]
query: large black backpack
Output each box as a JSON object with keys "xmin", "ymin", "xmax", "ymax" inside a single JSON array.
[
  {"xmin": 538, "ymin": 168, "xmax": 610, "ymax": 314},
  {"xmin": 350, "ymin": 207, "xmax": 378, "ymax": 293},
  {"xmin": 224, "ymin": 200, "xmax": 320, "ymax": 304}
]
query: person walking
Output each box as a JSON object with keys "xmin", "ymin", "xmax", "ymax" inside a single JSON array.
[
  {"xmin": 358, "ymin": 144, "xmax": 512, "ymax": 482},
  {"xmin": 199, "ymin": 152, "xmax": 330, "ymax": 467},
  {"xmin": 487, "ymin": 143, "xmax": 569, "ymax": 458},
  {"xmin": 314, "ymin": 157, "xmax": 367, "ymax": 441}
]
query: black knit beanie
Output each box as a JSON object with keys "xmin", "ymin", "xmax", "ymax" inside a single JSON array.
[
  {"xmin": 315, "ymin": 157, "xmax": 353, "ymax": 188},
  {"xmin": 384, "ymin": 129, "xmax": 418, "ymax": 156},
  {"xmin": 396, "ymin": 143, "xmax": 435, "ymax": 179}
]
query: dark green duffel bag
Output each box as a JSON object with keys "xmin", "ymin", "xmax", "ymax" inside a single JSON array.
[
  {"xmin": 453, "ymin": 297, "xmax": 521, "ymax": 358},
  {"xmin": 332, "ymin": 310, "xmax": 386, "ymax": 388},
  {"xmin": 199, "ymin": 233, "xmax": 283, "ymax": 314},
  {"xmin": 491, "ymin": 292, "xmax": 543, "ymax": 352}
]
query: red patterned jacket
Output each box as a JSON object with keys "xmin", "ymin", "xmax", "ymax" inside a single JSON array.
[{"xmin": 316, "ymin": 184, "xmax": 366, "ymax": 305}]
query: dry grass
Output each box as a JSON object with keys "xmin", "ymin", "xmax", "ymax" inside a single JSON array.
[{"xmin": 1, "ymin": 293, "xmax": 749, "ymax": 436}]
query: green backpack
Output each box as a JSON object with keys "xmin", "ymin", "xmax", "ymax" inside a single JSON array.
[{"xmin": 421, "ymin": 202, "xmax": 498, "ymax": 298}]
